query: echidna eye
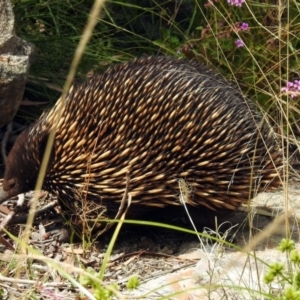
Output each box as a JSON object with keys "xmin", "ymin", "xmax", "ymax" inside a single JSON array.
[{"xmin": 8, "ymin": 179, "xmax": 16, "ymax": 190}]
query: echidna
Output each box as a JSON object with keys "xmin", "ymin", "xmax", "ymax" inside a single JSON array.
[{"xmin": 0, "ymin": 56, "xmax": 282, "ymax": 223}]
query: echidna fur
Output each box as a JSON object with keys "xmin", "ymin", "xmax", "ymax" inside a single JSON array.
[{"xmin": 0, "ymin": 56, "xmax": 282, "ymax": 221}]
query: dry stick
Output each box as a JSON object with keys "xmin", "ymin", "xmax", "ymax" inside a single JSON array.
[
  {"xmin": 8, "ymin": 200, "xmax": 59, "ymax": 225},
  {"xmin": 109, "ymin": 250, "xmax": 198, "ymax": 263},
  {"xmin": 97, "ymin": 172, "xmax": 130, "ymax": 237},
  {"xmin": 0, "ymin": 274, "xmax": 71, "ymax": 287},
  {"xmin": 0, "ymin": 204, "xmax": 10, "ymax": 214},
  {"xmin": 0, "ymin": 194, "xmax": 27, "ymax": 250},
  {"xmin": 0, "ymin": 210, "xmax": 16, "ymax": 230},
  {"xmin": 0, "ymin": 193, "xmax": 54, "ymax": 229},
  {"xmin": 0, "ymin": 194, "xmax": 26, "ymax": 229},
  {"xmin": 98, "ymin": 189, "xmax": 132, "ymax": 281},
  {"xmin": 0, "ymin": 234, "xmax": 14, "ymax": 251},
  {"xmin": 0, "ymin": 197, "xmax": 61, "ymax": 252},
  {"xmin": 21, "ymin": 0, "xmax": 107, "ymax": 252}
]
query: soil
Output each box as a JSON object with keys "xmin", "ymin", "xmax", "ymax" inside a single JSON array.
[{"xmin": 0, "ymin": 181, "xmax": 300, "ymax": 299}]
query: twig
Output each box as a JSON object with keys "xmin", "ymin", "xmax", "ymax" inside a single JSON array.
[
  {"xmin": 109, "ymin": 250, "xmax": 199, "ymax": 263},
  {"xmin": 0, "ymin": 194, "xmax": 26, "ymax": 229},
  {"xmin": 0, "ymin": 234, "xmax": 14, "ymax": 251},
  {"xmin": 8, "ymin": 200, "xmax": 59, "ymax": 225},
  {"xmin": 0, "ymin": 209, "xmax": 16, "ymax": 231},
  {"xmin": 97, "ymin": 171, "xmax": 131, "ymax": 236},
  {"xmin": 0, "ymin": 273, "xmax": 71, "ymax": 287},
  {"xmin": 0, "ymin": 198, "xmax": 59, "ymax": 250}
]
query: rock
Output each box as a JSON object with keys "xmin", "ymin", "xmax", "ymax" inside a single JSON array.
[{"xmin": 0, "ymin": 0, "xmax": 35, "ymax": 128}]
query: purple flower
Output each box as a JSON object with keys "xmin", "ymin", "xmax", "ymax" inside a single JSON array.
[
  {"xmin": 228, "ymin": 0, "xmax": 245, "ymax": 7},
  {"xmin": 281, "ymin": 80, "xmax": 300, "ymax": 98},
  {"xmin": 294, "ymin": 80, "xmax": 300, "ymax": 90},
  {"xmin": 235, "ymin": 39, "xmax": 244, "ymax": 48},
  {"xmin": 240, "ymin": 22, "xmax": 249, "ymax": 31}
]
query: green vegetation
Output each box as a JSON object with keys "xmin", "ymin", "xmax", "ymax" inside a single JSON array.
[
  {"xmin": 13, "ymin": 0, "xmax": 300, "ymax": 130},
  {"xmin": 264, "ymin": 239, "xmax": 300, "ymax": 300}
]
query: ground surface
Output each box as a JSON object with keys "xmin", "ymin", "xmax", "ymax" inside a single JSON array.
[{"xmin": 0, "ymin": 182, "xmax": 300, "ymax": 299}]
